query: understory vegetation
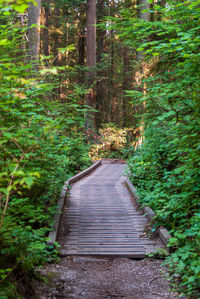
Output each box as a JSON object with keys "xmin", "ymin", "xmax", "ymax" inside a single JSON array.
[
  {"xmin": 0, "ymin": 3, "xmax": 90, "ymax": 297},
  {"xmin": 89, "ymin": 124, "xmax": 134, "ymax": 160},
  {"xmin": 0, "ymin": 0, "xmax": 200, "ymax": 298},
  {"xmin": 114, "ymin": 2, "xmax": 200, "ymax": 297}
]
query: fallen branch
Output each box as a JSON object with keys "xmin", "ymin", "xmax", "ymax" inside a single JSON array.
[{"xmin": 148, "ymin": 276, "xmax": 166, "ymax": 297}]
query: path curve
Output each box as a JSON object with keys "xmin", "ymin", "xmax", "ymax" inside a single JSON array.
[{"xmin": 57, "ymin": 160, "xmax": 163, "ymax": 257}]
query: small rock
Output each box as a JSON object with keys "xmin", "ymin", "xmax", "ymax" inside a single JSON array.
[
  {"xmin": 81, "ymin": 292, "xmax": 86, "ymax": 296},
  {"xmin": 65, "ymin": 286, "xmax": 72, "ymax": 293}
]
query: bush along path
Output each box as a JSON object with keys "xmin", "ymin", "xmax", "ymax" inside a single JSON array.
[{"xmin": 36, "ymin": 160, "xmax": 179, "ymax": 298}]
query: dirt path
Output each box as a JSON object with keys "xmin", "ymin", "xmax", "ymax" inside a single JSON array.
[{"xmin": 37, "ymin": 256, "xmax": 179, "ymax": 299}]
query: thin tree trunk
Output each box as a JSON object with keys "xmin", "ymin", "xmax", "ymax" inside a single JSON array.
[
  {"xmin": 107, "ymin": 0, "xmax": 115, "ymax": 123},
  {"xmin": 157, "ymin": 0, "xmax": 166, "ymax": 21},
  {"xmin": 53, "ymin": 4, "xmax": 61, "ymax": 66},
  {"xmin": 122, "ymin": 47, "xmax": 128, "ymax": 127},
  {"xmin": 139, "ymin": 0, "xmax": 150, "ymax": 21},
  {"xmin": 85, "ymin": 0, "xmax": 96, "ymax": 128},
  {"xmin": 108, "ymin": 28, "xmax": 114, "ymax": 123},
  {"xmin": 150, "ymin": 1, "xmax": 154, "ymax": 22},
  {"xmin": 136, "ymin": 0, "xmax": 150, "ymax": 61},
  {"xmin": 20, "ymin": 14, "xmax": 26, "ymax": 56},
  {"xmin": 78, "ymin": 5, "xmax": 86, "ymax": 85},
  {"xmin": 41, "ymin": 0, "xmax": 49, "ymax": 60},
  {"xmin": 96, "ymin": 0, "xmax": 106, "ymax": 127},
  {"xmin": 52, "ymin": 3, "xmax": 61, "ymax": 98},
  {"xmin": 28, "ymin": 0, "xmax": 41, "ymax": 70},
  {"xmin": 136, "ymin": 0, "xmax": 150, "ymax": 147}
]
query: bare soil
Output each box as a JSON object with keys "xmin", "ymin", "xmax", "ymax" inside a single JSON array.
[{"xmin": 37, "ymin": 256, "xmax": 180, "ymax": 299}]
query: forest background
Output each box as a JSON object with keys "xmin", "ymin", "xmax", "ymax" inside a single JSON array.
[{"xmin": 0, "ymin": 0, "xmax": 200, "ymax": 298}]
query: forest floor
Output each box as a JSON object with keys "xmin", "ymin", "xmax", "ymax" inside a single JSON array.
[{"xmin": 36, "ymin": 256, "xmax": 180, "ymax": 299}]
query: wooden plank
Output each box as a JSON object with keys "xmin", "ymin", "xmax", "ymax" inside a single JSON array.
[{"xmin": 57, "ymin": 162, "xmax": 164, "ymax": 256}]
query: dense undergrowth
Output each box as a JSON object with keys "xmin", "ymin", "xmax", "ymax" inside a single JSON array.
[
  {"xmin": 113, "ymin": 1, "xmax": 200, "ymax": 297},
  {"xmin": 0, "ymin": 3, "xmax": 90, "ymax": 297},
  {"xmin": 1, "ymin": 0, "xmax": 200, "ymax": 298},
  {"xmin": 89, "ymin": 124, "xmax": 134, "ymax": 160}
]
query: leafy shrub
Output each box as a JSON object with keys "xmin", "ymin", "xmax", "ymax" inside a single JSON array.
[
  {"xmin": 0, "ymin": 2, "xmax": 90, "ymax": 297},
  {"xmin": 115, "ymin": 0, "xmax": 200, "ymax": 297},
  {"xmin": 89, "ymin": 123, "xmax": 129, "ymax": 159}
]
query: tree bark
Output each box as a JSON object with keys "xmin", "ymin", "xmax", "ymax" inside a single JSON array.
[
  {"xmin": 136, "ymin": 0, "xmax": 150, "ymax": 146},
  {"xmin": 20, "ymin": 14, "xmax": 26, "ymax": 55},
  {"xmin": 136, "ymin": 0, "xmax": 150, "ymax": 61},
  {"xmin": 96, "ymin": 0, "xmax": 106, "ymax": 127},
  {"xmin": 85, "ymin": 0, "xmax": 96, "ymax": 128},
  {"xmin": 28, "ymin": 0, "xmax": 41, "ymax": 70},
  {"xmin": 157, "ymin": 0, "xmax": 166, "ymax": 21},
  {"xmin": 107, "ymin": 0, "xmax": 115, "ymax": 123},
  {"xmin": 78, "ymin": 5, "xmax": 86, "ymax": 85},
  {"xmin": 41, "ymin": 0, "xmax": 49, "ymax": 59},
  {"xmin": 108, "ymin": 27, "xmax": 114, "ymax": 123},
  {"xmin": 122, "ymin": 47, "xmax": 129, "ymax": 127},
  {"xmin": 53, "ymin": 4, "xmax": 61, "ymax": 66},
  {"xmin": 138, "ymin": 0, "xmax": 150, "ymax": 21}
]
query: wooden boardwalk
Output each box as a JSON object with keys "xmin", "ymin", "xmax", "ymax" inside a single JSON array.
[{"xmin": 57, "ymin": 160, "xmax": 163, "ymax": 258}]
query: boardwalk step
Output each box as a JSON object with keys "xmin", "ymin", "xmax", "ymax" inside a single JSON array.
[{"xmin": 57, "ymin": 161, "xmax": 164, "ymax": 257}]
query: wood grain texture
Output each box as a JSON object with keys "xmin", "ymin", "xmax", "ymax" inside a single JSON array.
[{"xmin": 57, "ymin": 160, "xmax": 164, "ymax": 257}]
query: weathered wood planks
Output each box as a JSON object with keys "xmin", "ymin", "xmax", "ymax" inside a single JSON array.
[{"xmin": 57, "ymin": 161, "xmax": 164, "ymax": 258}]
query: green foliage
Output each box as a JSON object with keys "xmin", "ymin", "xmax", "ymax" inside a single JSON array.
[
  {"xmin": 114, "ymin": 0, "xmax": 200, "ymax": 297},
  {"xmin": 0, "ymin": 2, "xmax": 90, "ymax": 297},
  {"xmin": 89, "ymin": 124, "xmax": 129, "ymax": 160}
]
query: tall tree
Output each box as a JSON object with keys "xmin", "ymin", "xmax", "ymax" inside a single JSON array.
[
  {"xmin": 137, "ymin": 0, "xmax": 150, "ymax": 61},
  {"xmin": 122, "ymin": 46, "xmax": 129, "ymax": 127},
  {"xmin": 52, "ymin": 3, "xmax": 61, "ymax": 66},
  {"xmin": 96, "ymin": 0, "xmax": 106, "ymax": 127},
  {"xmin": 107, "ymin": 0, "xmax": 114, "ymax": 123},
  {"xmin": 85, "ymin": 0, "xmax": 96, "ymax": 128},
  {"xmin": 41, "ymin": 0, "xmax": 49, "ymax": 60},
  {"xmin": 78, "ymin": 4, "xmax": 86, "ymax": 84},
  {"xmin": 28, "ymin": 0, "xmax": 41, "ymax": 69},
  {"xmin": 136, "ymin": 0, "xmax": 150, "ymax": 146},
  {"xmin": 138, "ymin": 0, "xmax": 149, "ymax": 21}
]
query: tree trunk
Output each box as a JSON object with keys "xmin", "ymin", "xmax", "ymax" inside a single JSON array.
[
  {"xmin": 41, "ymin": 0, "xmax": 49, "ymax": 60},
  {"xmin": 157, "ymin": 0, "xmax": 166, "ymax": 21},
  {"xmin": 136, "ymin": 0, "xmax": 150, "ymax": 147},
  {"xmin": 138, "ymin": 0, "xmax": 150, "ymax": 21},
  {"xmin": 122, "ymin": 47, "xmax": 129, "ymax": 127},
  {"xmin": 78, "ymin": 5, "xmax": 86, "ymax": 85},
  {"xmin": 28, "ymin": 0, "xmax": 41, "ymax": 70},
  {"xmin": 96, "ymin": 0, "xmax": 106, "ymax": 127},
  {"xmin": 20, "ymin": 14, "xmax": 26, "ymax": 55},
  {"xmin": 85, "ymin": 0, "xmax": 96, "ymax": 128},
  {"xmin": 136, "ymin": 0, "xmax": 150, "ymax": 61},
  {"xmin": 53, "ymin": 4, "xmax": 61, "ymax": 66},
  {"xmin": 107, "ymin": 0, "xmax": 115, "ymax": 123},
  {"xmin": 108, "ymin": 27, "xmax": 114, "ymax": 123},
  {"xmin": 150, "ymin": 0, "xmax": 154, "ymax": 22}
]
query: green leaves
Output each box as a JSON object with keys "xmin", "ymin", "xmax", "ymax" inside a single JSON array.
[
  {"xmin": 119, "ymin": 0, "xmax": 200, "ymax": 296},
  {"xmin": 11, "ymin": 0, "xmax": 36, "ymax": 13},
  {"xmin": 0, "ymin": 2, "xmax": 91, "ymax": 297}
]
